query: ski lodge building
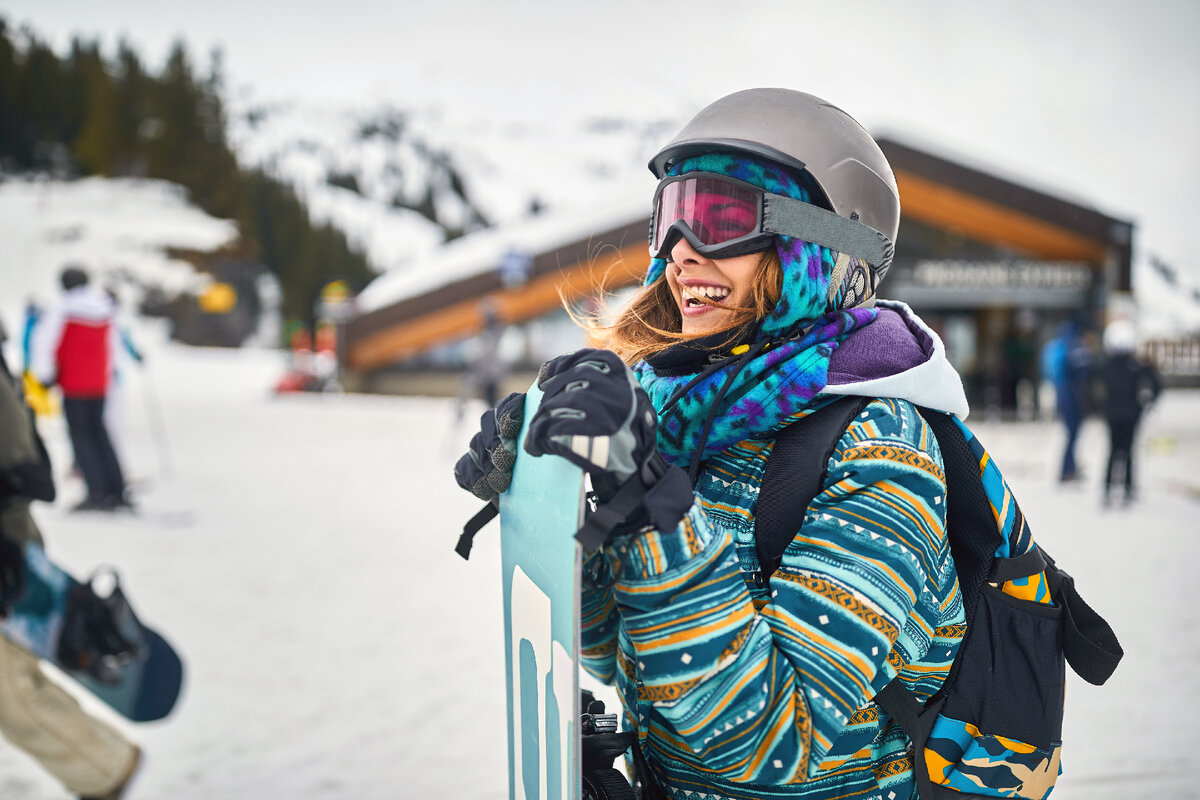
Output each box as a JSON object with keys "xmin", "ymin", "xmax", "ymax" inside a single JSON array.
[{"xmin": 339, "ymin": 138, "xmax": 1136, "ymax": 414}]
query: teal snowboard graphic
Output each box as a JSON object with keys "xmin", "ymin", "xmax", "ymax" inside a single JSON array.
[
  {"xmin": 1, "ymin": 543, "xmax": 184, "ymax": 722},
  {"xmin": 499, "ymin": 383, "xmax": 586, "ymax": 800}
]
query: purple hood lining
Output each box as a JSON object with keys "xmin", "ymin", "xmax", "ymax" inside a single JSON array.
[
  {"xmin": 827, "ymin": 305, "xmax": 935, "ymax": 386},
  {"xmin": 819, "ymin": 299, "xmax": 970, "ymax": 419}
]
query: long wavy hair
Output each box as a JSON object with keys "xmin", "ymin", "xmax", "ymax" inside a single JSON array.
[{"xmin": 586, "ymin": 250, "xmax": 783, "ymax": 366}]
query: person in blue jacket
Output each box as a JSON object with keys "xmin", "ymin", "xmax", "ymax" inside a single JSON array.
[
  {"xmin": 1040, "ymin": 320, "xmax": 1094, "ymax": 482},
  {"xmin": 457, "ymin": 89, "xmax": 971, "ymax": 799}
]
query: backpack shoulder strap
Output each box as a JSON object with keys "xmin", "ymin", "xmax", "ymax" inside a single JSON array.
[
  {"xmin": 912, "ymin": 407, "xmax": 1004, "ymax": 623},
  {"xmin": 914, "ymin": 408, "xmax": 1123, "ymax": 683},
  {"xmin": 755, "ymin": 395, "xmax": 872, "ymax": 581}
]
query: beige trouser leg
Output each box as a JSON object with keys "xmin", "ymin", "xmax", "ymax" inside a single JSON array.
[{"xmin": 0, "ymin": 634, "xmax": 137, "ymax": 796}]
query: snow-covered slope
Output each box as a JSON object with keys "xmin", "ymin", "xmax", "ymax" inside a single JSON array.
[
  {"xmin": 0, "ymin": 333, "xmax": 1196, "ymax": 798},
  {"xmin": 1133, "ymin": 254, "xmax": 1200, "ymax": 336},
  {"xmin": 0, "ymin": 176, "xmax": 238, "ymax": 355}
]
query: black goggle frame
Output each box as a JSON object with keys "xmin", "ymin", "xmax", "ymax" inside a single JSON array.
[{"xmin": 648, "ymin": 172, "xmax": 895, "ymax": 281}]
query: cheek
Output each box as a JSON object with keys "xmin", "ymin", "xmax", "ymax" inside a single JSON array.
[
  {"xmin": 665, "ymin": 272, "xmax": 684, "ymax": 304},
  {"xmin": 727, "ymin": 259, "xmax": 761, "ymax": 301}
]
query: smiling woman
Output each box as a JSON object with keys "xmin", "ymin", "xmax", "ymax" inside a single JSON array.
[{"xmin": 456, "ymin": 88, "xmax": 979, "ymax": 800}]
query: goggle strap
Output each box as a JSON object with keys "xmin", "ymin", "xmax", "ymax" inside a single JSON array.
[{"xmin": 763, "ymin": 195, "xmax": 895, "ymax": 279}]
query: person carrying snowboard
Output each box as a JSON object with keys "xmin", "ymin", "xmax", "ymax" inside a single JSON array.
[
  {"xmin": 0, "ymin": 318, "xmax": 142, "ymax": 800},
  {"xmin": 457, "ymin": 89, "xmax": 971, "ymax": 799}
]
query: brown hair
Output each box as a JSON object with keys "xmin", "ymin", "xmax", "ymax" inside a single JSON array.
[{"xmin": 580, "ymin": 250, "xmax": 783, "ymax": 366}]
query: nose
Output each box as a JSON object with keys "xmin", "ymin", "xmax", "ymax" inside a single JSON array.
[{"xmin": 670, "ymin": 237, "xmax": 707, "ymax": 268}]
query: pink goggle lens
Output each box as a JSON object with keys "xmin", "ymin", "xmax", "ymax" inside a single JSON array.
[{"xmin": 653, "ymin": 176, "xmax": 761, "ymax": 253}]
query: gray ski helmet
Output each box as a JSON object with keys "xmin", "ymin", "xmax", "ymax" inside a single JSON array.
[{"xmin": 649, "ymin": 88, "xmax": 900, "ymax": 249}]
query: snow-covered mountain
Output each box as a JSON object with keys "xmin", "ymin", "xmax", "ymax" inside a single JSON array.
[{"xmin": 224, "ymin": 89, "xmax": 675, "ymax": 276}]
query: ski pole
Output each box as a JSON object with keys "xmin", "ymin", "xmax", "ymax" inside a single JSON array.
[{"xmin": 138, "ymin": 367, "xmax": 174, "ymax": 481}]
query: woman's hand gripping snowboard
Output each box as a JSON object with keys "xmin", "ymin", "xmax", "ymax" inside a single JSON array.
[{"xmin": 524, "ymin": 349, "xmax": 693, "ymax": 548}]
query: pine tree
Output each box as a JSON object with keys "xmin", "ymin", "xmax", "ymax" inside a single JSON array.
[
  {"xmin": 112, "ymin": 39, "xmax": 149, "ymax": 176},
  {"xmin": 13, "ymin": 35, "xmax": 64, "ymax": 169},
  {"xmin": 189, "ymin": 47, "xmax": 241, "ymax": 219},
  {"xmin": 62, "ymin": 37, "xmax": 105, "ymax": 145},
  {"xmin": 144, "ymin": 40, "xmax": 203, "ymax": 187},
  {"xmin": 0, "ymin": 25, "xmax": 378, "ymax": 330},
  {"xmin": 71, "ymin": 54, "xmax": 120, "ymax": 175},
  {"xmin": 0, "ymin": 21, "xmax": 24, "ymax": 166}
]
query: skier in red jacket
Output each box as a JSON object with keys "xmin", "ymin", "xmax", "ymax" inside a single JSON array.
[{"xmin": 30, "ymin": 266, "xmax": 130, "ymax": 511}]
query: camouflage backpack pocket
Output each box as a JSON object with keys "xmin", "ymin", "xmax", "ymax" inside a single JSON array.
[{"xmin": 923, "ymin": 582, "xmax": 1064, "ymax": 799}]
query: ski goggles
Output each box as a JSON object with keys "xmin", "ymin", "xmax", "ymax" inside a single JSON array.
[{"xmin": 648, "ymin": 172, "xmax": 895, "ymax": 275}]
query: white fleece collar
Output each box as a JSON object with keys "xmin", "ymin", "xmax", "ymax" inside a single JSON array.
[{"xmin": 822, "ymin": 299, "xmax": 971, "ymax": 420}]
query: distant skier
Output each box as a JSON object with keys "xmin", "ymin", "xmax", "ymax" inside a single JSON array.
[
  {"xmin": 19, "ymin": 299, "xmax": 40, "ymax": 373},
  {"xmin": 0, "ymin": 317, "xmax": 143, "ymax": 799},
  {"xmin": 471, "ymin": 302, "xmax": 508, "ymax": 408},
  {"xmin": 1041, "ymin": 319, "xmax": 1093, "ymax": 482},
  {"xmin": 30, "ymin": 266, "xmax": 131, "ymax": 511},
  {"xmin": 452, "ymin": 302, "xmax": 510, "ymax": 430},
  {"xmin": 1099, "ymin": 320, "xmax": 1162, "ymax": 505}
]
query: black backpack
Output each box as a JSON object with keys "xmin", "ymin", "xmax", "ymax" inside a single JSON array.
[{"xmin": 756, "ymin": 396, "xmax": 1122, "ymax": 800}]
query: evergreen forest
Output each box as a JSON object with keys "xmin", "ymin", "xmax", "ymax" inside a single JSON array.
[{"xmin": 0, "ymin": 19, "xmax": 375, "ymax": 329}]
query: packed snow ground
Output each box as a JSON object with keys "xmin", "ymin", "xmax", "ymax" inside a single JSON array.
[{"xmin": 0, "ymin": 331, "xmax": 1197, "ymax": 799}]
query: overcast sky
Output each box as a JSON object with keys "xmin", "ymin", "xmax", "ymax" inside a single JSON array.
[{"xmin": 4, "ymin": 0, "xmax": 1198, "ymax": 287}]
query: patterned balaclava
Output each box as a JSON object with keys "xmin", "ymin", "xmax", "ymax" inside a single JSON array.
[
  {"xmin": 635, "ymin": 153, "xmax": 880, "ymax": 476},
  {"xmin": 643, "ymin": 153, "xmax": 877, "ymax": 336}
]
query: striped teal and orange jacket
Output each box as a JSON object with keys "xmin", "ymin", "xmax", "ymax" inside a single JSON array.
[{"xmin": 581, "ymin": 395, "xmax": 965, "ymax": 800}]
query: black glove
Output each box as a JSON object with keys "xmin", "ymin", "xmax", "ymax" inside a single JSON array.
[
  {"xmin": 525, "ymin": 350, "xmax": 657, "ymax": 499},
  {"xmin": 524, "ymin": 349, "xmax": 692, "ymax": 544},
  {"xmin": 0, "ymin": 535, "xmax": 24, "ymax": 616},
  {"xmin": 454, "ymin": 392, "xmax": 526, "ymax": 502}
]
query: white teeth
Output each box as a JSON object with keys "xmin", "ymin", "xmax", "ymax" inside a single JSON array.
[{"xmin": 683, "ymin": 285, "xmax": 731, "ymax": 304}]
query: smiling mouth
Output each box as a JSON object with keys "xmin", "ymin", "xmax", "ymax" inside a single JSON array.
[{"xmin": 681, "ymin": 284, "xmax": 731, "ymax": 308}]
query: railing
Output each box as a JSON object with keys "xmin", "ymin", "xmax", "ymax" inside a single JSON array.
[{"xmin": 1142, "ymin": 336, "xmax": 1200, "ymax": 383}]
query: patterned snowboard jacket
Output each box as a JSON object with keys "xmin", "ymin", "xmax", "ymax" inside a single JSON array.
[{"xmin": 581, "ymin": 302, "xmax": 971, "ymax": 800}]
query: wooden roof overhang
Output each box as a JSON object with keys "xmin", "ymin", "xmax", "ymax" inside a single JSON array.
[
  {"xmin": 878, "ymin": 138, "xmax": 1133, "ymax": 273},
  {"xmin": 343, "ymin": 219, "xmax": 649, "ymax": 371}
]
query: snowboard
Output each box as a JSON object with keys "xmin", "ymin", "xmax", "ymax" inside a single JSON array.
[
  {"xmin": 499, "ymin": 383, "xmax": 586, "ymax": 800},
  {"xmin": 1, "ymin": 543, "xmax": 184, "ymax": 722}
]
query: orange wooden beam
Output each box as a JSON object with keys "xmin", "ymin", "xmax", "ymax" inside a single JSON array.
[
  {"xmin": 895, "ymin": 170, "xmax": 1108, "ymax": 263},
  {"xmin": 347, "ymin": 241, "xmax": 647, "ymax": 370}
]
